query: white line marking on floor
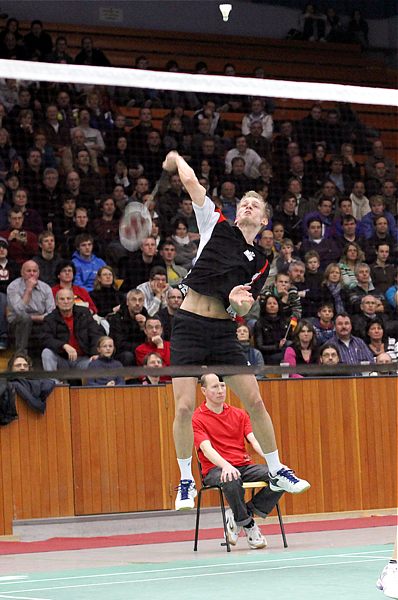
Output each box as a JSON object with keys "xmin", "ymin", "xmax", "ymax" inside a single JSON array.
[
  {"xmin": 0, "ymin": 595, "xmax": 52, "ymax": 600},
  {"xmin": 0, "ymin": 547, "xmax": 390, "ymax": 586},
  {"xmin": 349, "ymin": 555, "xmax": 391, "ymax": 559},
  {"xmin": 0, "ymin": 557, "xmax": 386, "ymax": 593},
  {"xmin": 0, "ymin": 580, "xmax": 28, "ymax": 583}
]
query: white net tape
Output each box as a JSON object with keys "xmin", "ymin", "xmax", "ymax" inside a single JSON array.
[{"xmin": 0, "ymin": 59, "xmax": 397, "ymax": 106}]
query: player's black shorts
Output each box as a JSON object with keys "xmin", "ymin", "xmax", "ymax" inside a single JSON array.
[{"xmin": 170, "ymin": 309, "xmax": 247, "ymax": 369}]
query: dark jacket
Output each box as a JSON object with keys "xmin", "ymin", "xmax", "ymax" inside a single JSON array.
[
  {"xmin": 342, "ymin": 286, "xmax": 386, "ymax": 316},
  {"xmin": 296, "ymin": 273, "xmax": 325, "ymax": 318},
  {"xmin": 11, "ymin": 378, "xmax": 55, "ymax": 414},
  {"xmin": 0, "ymin": 380, "xmax": 18, "ymax": 425},
  {"xmin": 74, "ymin": 48, "xmax": 111, "ymax": 67},
  {"xmin": 40, "ymin": 305, "xmax": 103, "ymax": 356},
  {"xmin": 254, "ymin": 315, "xmax": 289, "ymax": 362},
  {"xmin": 108, "ymin": 303, "xmax": 148, "ymax": 354},
  {"xmin": 86, "ymin": 356, "xmax": 124, "ymax": 386},
  {"xmin": 0, "ymin": 258, "xmax": 20, "ymax": 294},
  {"xmin": 351, "ymin": 312, "xmax": 391, "ymax": 340},
  {"xmin": 300, "ymin": 238, "xmax": 341, "ymax": 270},
  {"xmin": 90, "ymin": 287, "xmax": 124, "ymax": 318},
  {"xmin": 120, "ymin": 253, "xmax": 166, "ymax": 293},
  {"xmin": 272, "ymin": 210, "xmax": 302, "ymax": 245},
  {"xmin": 32, "ymin": 254, "xmax": 63, "ymax": 287}
]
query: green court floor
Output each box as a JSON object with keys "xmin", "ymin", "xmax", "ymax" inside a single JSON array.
[{"xmin": 0, "ymin": 544, "xmax": 392, "ymax": 600}]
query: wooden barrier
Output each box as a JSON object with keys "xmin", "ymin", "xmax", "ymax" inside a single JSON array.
[
  {"xmin": 70, "ymin": 385, "xmax": 174, "ymax": 514},
  {"xmin": 0, "ymin": 387, "xmax": 74, "ymax": 535},
  {"xmin": 0, "ymin": 378, "xmax": 396, "ymax": 536}
]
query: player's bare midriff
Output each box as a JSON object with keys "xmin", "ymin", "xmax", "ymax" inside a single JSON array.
[{"xmin": 180, "ymin": 288, "xmax": 230, "ymax": 319}]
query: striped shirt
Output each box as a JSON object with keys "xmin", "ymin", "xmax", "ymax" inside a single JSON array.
[{"xmin": 329, "ymin": 334, "xmax": 375, "ymax": 367}]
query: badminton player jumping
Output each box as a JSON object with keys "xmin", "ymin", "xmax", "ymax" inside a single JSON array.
[{"xmin": 162, "ymin": 151, "xmax": 310, "ymax": 510}]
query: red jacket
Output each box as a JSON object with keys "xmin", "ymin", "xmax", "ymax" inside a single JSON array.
[
  {"xmin": 0, "ymin": 229, "xmax": 38, "ymax": 265},
  {"xmin": 135, "ymin": 340, "xmax": 171, "ymax": 366}
]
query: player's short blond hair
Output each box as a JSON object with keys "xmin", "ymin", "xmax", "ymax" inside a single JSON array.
[{"xmin": 238, "ymin": 190, "xmax": 270, "ymax": 220}]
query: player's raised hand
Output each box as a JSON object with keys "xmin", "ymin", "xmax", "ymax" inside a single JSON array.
[
  {"xmin": 162, "ymin": 151, "xmax": 179, "ymax": 172},
  {"xmin": 229, "ymin": 285, "xmax": 254, "ymax": 316},
  {"xmin": 229, "ymin": 285, "xmax": 254, "ymax": 307}
]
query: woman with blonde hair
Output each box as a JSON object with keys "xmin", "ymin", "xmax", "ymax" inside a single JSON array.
[
  {"xmin": 321, "ymin": 263, "xmax": 346, "ymax": 314},
  {"xmin": 338, "ymin": 242, "xmax": 365, "ymax": 289}
]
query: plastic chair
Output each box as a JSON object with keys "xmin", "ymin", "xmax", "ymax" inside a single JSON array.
[{"xmin": 193, "ymin": 474, "xmax": 288, "ymax": 552}]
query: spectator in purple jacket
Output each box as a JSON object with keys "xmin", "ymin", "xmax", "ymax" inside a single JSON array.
[
  {"xmin": 300, "ymin": 218, "xmax": 341, "ymax": 270},
  {"xmin": 359, "ymin": 195, "xmax": 396, "ymax": 240}
]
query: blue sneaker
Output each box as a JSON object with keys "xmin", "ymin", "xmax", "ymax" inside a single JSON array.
[
  {"xmin": 269, "ymin": 467, "xmax": 310, "ymax": 494},
  {"xmin": 175, "ymin": 479, "xmax": 197, "ymax": 510}
]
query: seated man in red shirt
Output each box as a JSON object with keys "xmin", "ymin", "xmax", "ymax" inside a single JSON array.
[
  {"xmin": 193, "ymin": 373, "xmax": 283, "ymax": 549},
  {"xmin": 135, "ymin": 316, "xmax": 170, "ymax": 366}
]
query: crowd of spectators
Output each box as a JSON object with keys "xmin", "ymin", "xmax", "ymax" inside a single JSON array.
[
  {"xmin": 0, "ymin": 19, "xmax": 396, "ymax": 385},
  {"xmin": 290, "ymin": 5, "xmax": 369, "ymax": 48}
]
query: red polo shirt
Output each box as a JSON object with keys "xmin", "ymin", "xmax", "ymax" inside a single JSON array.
[{"xmin": 193, "ymin": 402, "xmax": 253, "ymax": 476}]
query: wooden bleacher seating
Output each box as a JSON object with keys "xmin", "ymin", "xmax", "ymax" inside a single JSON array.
[{"xmin": 16, "ymin": 20, "xmax": 397, "ymax": 88}]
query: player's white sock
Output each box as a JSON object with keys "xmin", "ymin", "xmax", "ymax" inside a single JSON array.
[
  {"xmin": 263, "ymin": 450, "xmax": 283, "ymax": 475},
  {"xmin": 177, "ymin": 457, "xmax": 193, "ymax": 480}
]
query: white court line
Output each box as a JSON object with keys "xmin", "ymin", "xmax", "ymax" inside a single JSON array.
[
  {"xmin": 0, "ymin": 595, "xmax": 52, "ymax": 600},
  {"xmin": 0, "ymin": 548, "xmax": 390, "ymax": 587},
  {"xmin": 350, "ymin": 555, "xmax": 391, "ymax": 559},
  {"xmin": 0, "ymin": 557, "xmax": 387, "ymax": 593},
  {"xmin": 0, "ymin": 580, "xmax": 27, "ymax": 583}
]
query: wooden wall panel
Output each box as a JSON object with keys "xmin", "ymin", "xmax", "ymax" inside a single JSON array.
[
  {"xmin": 71, "ymin": 386, "xmax": 174, "ymax": 514},
  {"xmin": 1, "ymin": 378, "xmax": 396, "ymax": 536},
  {"xmin": 149, "ymin": 382, "xmax": 210, "ymax": 509},
  {"xmin": 0, "ymin": 422, "xmax": 14, "ymax": 535},
  {"xmin": 229, "ymin": 378, "xmax": 397, "ymax": 515},
  {"xmin": 0, "ymin": 386, "xmax": 74, "ymax": 536},
  {"xmin": 160, "ymin": 377, "xmax": 397, "ymax": 515},
  {"xmin": 11, "ymin": 387, "xmax": 74, "ymax": 520},
  {"xmin": 355, "ymin": 378, "xmax": 398, "ymax": 510}
]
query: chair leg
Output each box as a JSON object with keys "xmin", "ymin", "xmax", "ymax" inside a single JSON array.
[
  {"xmin": 276, "ymin": 501, "xmax": 288, "ymax": 548},
  {"xmin": 193, "ymin": 488, "xmax": 203, "ymax": 551},
  {"xmin": 218, "ymin": 489, "xmax": 231, "ymax": 552}
]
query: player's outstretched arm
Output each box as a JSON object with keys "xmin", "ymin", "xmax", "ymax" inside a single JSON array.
[
  {"xmin": 163, "ymin": 151, "xmax": 206, "ymax": 206},
  {"xmin": 229, "ymin": 285, "xmax": 254, "ymax": 316}
]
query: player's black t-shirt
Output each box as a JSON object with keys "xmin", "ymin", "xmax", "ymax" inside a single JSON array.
[{"xmin": 183, "ymin": 196, "xmax": 269, "ymax": 309}]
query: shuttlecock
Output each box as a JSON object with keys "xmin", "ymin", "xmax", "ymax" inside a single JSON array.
[{"xmin": 219, "ymin": 3, "xmax": 232, "ymax": 21}]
